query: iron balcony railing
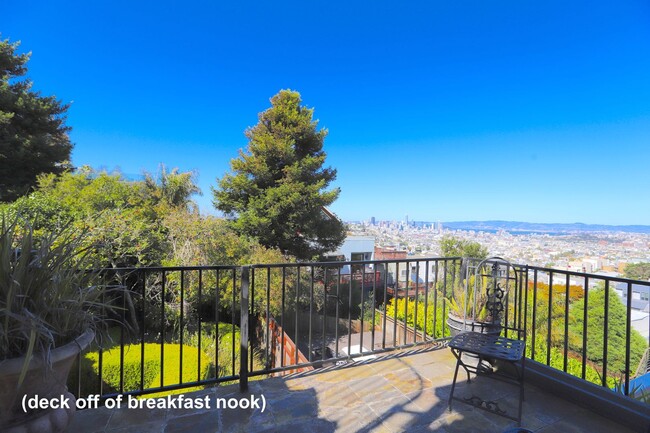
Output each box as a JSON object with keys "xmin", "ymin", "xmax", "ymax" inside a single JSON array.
[
  {"xmin": 72, "ymin": 265, "xmax": 245, "ymax": 400},
  {"xmin": 524, "ymin": 265, "xmax": 650, "ymax": 397},
  {"xmin": 71, "ymin": 258, "xmax": 650, "ymax": 402}
]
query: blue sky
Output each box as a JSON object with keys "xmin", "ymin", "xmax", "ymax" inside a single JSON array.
[{"xmin": 4, "ymin": 1, "xmax": 650, "ymax": 224}]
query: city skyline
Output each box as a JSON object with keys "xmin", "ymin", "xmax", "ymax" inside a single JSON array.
[
  {"xmin": 348, "ymin": 221, "xmax": 650, "ymax": 269},
  {"xmin": 3, "ymin": 1, "xmax": 650, "ymax": 224},
  {"xmin": 350, "ymin": 218, "xmax": 650, "ymax": 233}
]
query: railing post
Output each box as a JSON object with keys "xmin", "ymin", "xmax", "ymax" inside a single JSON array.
[{"xmin": 240, "ymin": 266, "xmax": 250, "ymax": 392}]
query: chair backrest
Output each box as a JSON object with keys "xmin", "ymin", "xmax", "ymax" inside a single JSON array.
[{"xmin": 462, "ymin": 256, "xmax": 519, "ymax": 332}]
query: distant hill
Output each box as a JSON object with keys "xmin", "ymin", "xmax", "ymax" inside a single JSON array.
[{"xmin": 439, "ymin": 220, "xmax": 650, "ymax": 234}]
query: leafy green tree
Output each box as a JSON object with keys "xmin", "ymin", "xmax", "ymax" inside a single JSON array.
[
  {"xmin": 144, "ymin": 164, "xmax": 201, "ymax": 211},
  {"xmin": 213, "ymin": 89, "xmax": 346, "ymax": 260},
  {"xmin": 0, "ymin": 188, "xmax": 72, "ymax": 235},
  {"xmin": 524, "ymin": 281, "xmax": 584, "ymax": 350},
  {"xmin": 438, "ymin": 235, "xmax": 488, "ymax": 293},
  {"xmin": 568, "ymin": 286, "xmax": 647, "ymax": 376},
  {"xmin": 439, "ymin": 235, "xmax": 488, "ymax": 259},
  {"xmin": 0, "ymin": 38, "xmax": 72, "ymax": 202},
  {"xmin": 160, "ymin": 207, "xmax": 309, "ymax": 325},
  {"xmin": 623, "ymin": 262, "xmax": 650, "ymax": 281},
  {"xmin": 5, "ymin": 170, "xmax": 168, "ymax": 267},
  {"xmin": 162, "ymin": 210, "xmax": 251, "ymax": 268}
]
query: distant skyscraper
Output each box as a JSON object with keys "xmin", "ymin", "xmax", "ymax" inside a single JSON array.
[
  {"xmin": 371, "ymin": 216, "xmax": 376, "ymax": 225},
  {"xmin": 406, "ymin": 214, "xmax": 409, "ymax": 226}
]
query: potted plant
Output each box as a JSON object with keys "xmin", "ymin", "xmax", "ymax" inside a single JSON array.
[
  {"xmin": 445, "ymin": 273, "xmax": 502, "ymax": 337},
  {"xmin": 0, "ymin": 215, "xmax": 118, "ymax": 433}
]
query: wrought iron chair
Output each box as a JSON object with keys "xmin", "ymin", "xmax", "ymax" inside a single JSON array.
[{"xmin": 447, "ymin": 257, "xmax": 526, "ymax": 425}]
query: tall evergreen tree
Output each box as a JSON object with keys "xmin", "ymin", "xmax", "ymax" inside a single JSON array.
[
  {"xmin": 0, "ymin": 38, "xmax": 72, "ymax": 202},
  {"xmin": 213, "ymin": 89, "xmax": 346, "ymax": 260}
]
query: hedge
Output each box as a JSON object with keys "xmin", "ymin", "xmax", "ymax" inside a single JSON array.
[{"xmin": 85, "ymin": 343, "xmax": 210, "ymax": 396}]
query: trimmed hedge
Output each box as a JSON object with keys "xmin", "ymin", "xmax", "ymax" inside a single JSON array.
[{"xmin": 85, "ymin": 343, "xmax": 210, "ymax": 396}]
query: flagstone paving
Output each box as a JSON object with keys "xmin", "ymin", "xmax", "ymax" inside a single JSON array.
[{"xmin": 70, "ymin": 345, "xmax": 636, "ymax": 432}]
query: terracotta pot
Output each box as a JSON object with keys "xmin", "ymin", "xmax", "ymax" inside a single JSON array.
[{"xmin": 0, "ymin": 329, "xmax": 94, "ymax": 433}]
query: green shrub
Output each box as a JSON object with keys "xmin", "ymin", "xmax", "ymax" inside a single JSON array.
[
  {"xmin": 384, "ymin": 296, "xmax": 448, "ymax": 338},
  {"xmin": 85, "ymin": 343, "xmax": 210, "ymax": 396},
  {"xmin": 526, "ymin": 335, "xmax": 616, "ymax": 388},
  {"xmin": 183, "ymin": 322, "xmax": 241, "ymax": 378}
]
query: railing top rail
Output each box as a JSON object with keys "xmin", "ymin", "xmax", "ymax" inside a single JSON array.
[
  {"xmin": 90, "ymin": 264, "xmax": 242, "ymax": 273},
  {"xmin": 89, "ymin": 259, "xmax": 650, "ymax": 287},
  {"xmin": 248, "ymin": 256, "xmax": 463, "ymax": 269},
  {"xmin": 523, "ymin": 265, "xmax": 650, "ymax": 286}
]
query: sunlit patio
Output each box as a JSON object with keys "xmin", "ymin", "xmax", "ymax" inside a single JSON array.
[{"xmin": 70, "ymin": 345, "xmax": 636, "ymax": 433}]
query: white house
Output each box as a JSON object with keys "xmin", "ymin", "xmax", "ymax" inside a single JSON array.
[{"xmin": 326, "ymin": 235, "xmax": 375, "ymax": 274}]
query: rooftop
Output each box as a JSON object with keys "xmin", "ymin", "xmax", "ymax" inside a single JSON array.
[{"xmin": 70, "ymin": 345, "xmax": 635, "ymax": 433}]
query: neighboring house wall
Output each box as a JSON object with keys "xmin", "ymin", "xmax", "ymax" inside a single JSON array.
[
  {"xmin": 327, "ymin": 236, "xmax": 376, "ymax": 274},
  {"xmin": 390, "ymin": 261, "xmax": 438, "ymax": 285},
  {"xmin": 374, "ymin": 247, "xmax": 407, "ymax": 260},
  {"xmin": 330, "ymin": 236, "xmax": 375, "ymax": 261}
]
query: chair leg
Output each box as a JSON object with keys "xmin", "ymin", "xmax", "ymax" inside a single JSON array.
[
  {"xmin": 456, "ymin": 350, "xmax": 472, "ymax": 382},
  {"xmin": 448, "ymin": 357, "xmax": 462, "ymax": 412}
]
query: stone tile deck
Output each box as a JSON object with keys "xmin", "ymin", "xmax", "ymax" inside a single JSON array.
[{"xmin": 70, "ymin": 345, "xmax": 635, "ymax": 433}]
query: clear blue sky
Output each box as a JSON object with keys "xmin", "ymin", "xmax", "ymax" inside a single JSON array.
[{"xmin": 4, "ymin": 1, "xmax": 650, "ymax": 224}]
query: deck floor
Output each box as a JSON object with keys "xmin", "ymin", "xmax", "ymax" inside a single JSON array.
[{"xmin": 70, "ymin": 345, "xmax": 635, "ymax": 433}]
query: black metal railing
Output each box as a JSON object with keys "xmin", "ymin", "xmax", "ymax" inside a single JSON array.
[
  {"xmin": 246, "ymin": 257, "xmax": 462, "ymax": 378},
  {"xmin": 73, "ymin": 265, "xmax": 245, "ymax": 400},
  {"xmin": 523, "ymin": 265, "xmax": 650, "ymax": 397},
  {"xmin": 71, "ymin": 257, "xmax": 649, "ymax": 402},
  {"xmin": 72, "ymin": 258, "xmax": 464, "ymax": 399}
]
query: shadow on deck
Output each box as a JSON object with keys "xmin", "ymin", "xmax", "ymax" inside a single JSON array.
[{"xmin": 70, "ymin": 345, "xmax": 637, "ymax": 433}]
